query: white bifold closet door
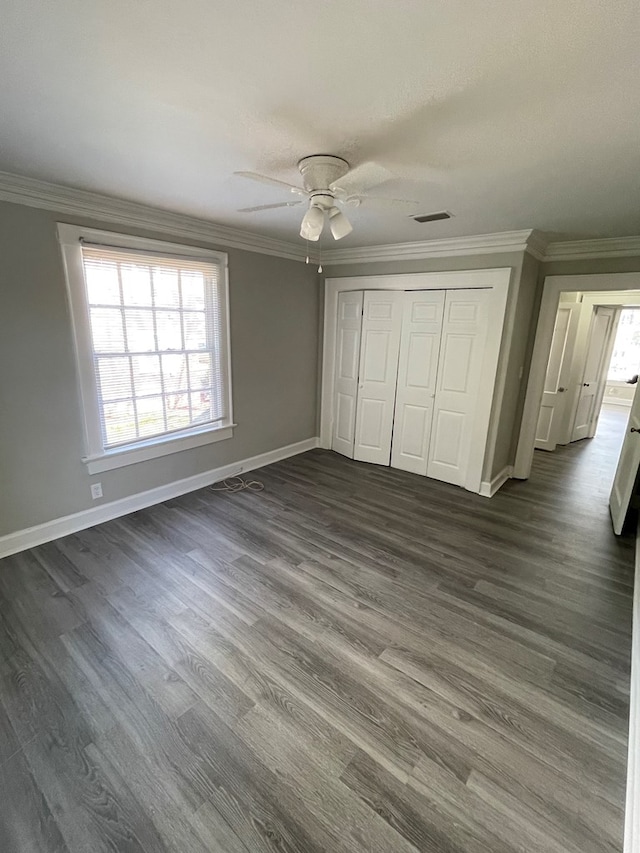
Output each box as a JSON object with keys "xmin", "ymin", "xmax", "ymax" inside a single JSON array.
[
  {"xmin": 427, "ymin": 289, "xmax": 490, "ymax": 486},
  {"xmin": 331, "ymin": 291, "xmax": 364, "ymax": 458},
  {"xmin": 353, "ymin": 291, "xmax": 404, "ymax": 465},
  {"xmin": 391, "ymin": 291, "xmax": 445, "ymax": 475},
  {"xmin": 333, "ymin": 287, "xmax": 492, "ymax": 490}
]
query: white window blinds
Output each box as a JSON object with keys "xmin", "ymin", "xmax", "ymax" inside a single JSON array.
[{"xmin": 80, "ymin": 243, "xmax": 229, "ymax": 450}]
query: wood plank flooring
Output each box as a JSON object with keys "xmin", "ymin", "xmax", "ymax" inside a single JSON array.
[{"xmin": 0, "ymin": 406, "xmax": 635, "ymax": 852}]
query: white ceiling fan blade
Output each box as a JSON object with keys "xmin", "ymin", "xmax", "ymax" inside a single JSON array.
[
  {"xmin": 328, "ymin": 207, "xmax": 353, "ymax": 240},
  {"xmin": 300, "ymin": 205, "xmax": 325, "ymax": 241},
  {"xmin": 238, "ymin": 201, "xmax": 303, "ymax": 213},
  {"xmin": 356, "ymin": 196, "xmax": 419, "ymax": 210},
  {"xmin": 234, "ymin": 171, "xmax": 307, "ymax": 196},
  {"xmin": 329, "ymin": 161, "xmax": 393, "ymax": 194}
]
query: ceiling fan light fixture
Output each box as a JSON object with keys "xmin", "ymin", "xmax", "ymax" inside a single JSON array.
[
  {"xmin": 237, "ymin": 155, "xmax": 413, "ymax": 242},
  {"xmin": 300, "ymin": 204, "xmax": 325, "ymax": 241},
  {"xmin": 328, "ymin": 206, "xmax": 353, "ymax": 240}
]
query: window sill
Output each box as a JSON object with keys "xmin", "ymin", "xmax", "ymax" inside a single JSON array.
[{"xmin": 83, "ymin": 424, "xmax": 236, "ymax": 474}]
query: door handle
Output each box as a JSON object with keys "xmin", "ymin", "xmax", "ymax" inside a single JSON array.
[
  {"xmin": 558, "ymin": 387, "xmax": 566, "ymax": 392},
  {"xmin": 583, "ymin": 383, "xmax": 590, "ymax": 387},
  {"xmin": 631, "ymin": 428, "xmax": 640, "ymax": 433}
]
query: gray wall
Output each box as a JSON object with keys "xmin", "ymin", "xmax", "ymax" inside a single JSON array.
[
  {"xmin": 490, "ymin": 251, "xmax": 543, "ymax": 478},
  {"xmin": 0, "ymin": 201, "xmax": 320, "ymax": 537}
]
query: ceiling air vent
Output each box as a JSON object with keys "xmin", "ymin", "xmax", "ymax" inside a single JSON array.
[{"xmin": 412, "ymin": 211, "xmax": 452, "ymax": 223}]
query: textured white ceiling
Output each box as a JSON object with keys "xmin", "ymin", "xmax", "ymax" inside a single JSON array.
[{"xmin": 1, "ymin": 0, "xmax": 639, "ymax": 247}]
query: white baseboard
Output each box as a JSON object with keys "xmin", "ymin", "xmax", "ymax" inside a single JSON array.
[
  {"xmin": 0, "ymin": 437, "xmax": 319, "ymax": 559},
  {"xmin": 624, "ymin": 523, "xmax": 640, "ymax": 852},
  {"xmin": 479, "ymin": 466, "xmax": 513, "ymax": 498},
  {"xmin": 603, "ymin": 396, "xmax": 633, "ymax": 409}
]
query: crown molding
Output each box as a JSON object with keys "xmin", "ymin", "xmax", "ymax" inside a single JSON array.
[
  {"xmin": 321, "ymin": 229, "xmax": 546, "ymax": 265},
  {"xmin": 1, "ymin": 171, "xmax": 639, "ymax": 266},
  {"xmin": 544, "ymin": 236, "xmax": 640, "ymax": 262},
  {"xmin": 524, "ymin": 229, "xmax": 550, "ymax": 261},
  {"xmin": 0, "ymin": 171, "xmax": 307, "ymax": 263}
]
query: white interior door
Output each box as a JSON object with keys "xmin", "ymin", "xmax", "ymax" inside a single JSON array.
[
  {"xmin": 331, "ymin": 291, "xmax": 363, "ymax": 458},
  {"xmin": 571, "ymin": 307, "xmax": 620, "ymax": 442},
  {"xmin": 535, "ymin": 302, "xmax": 581, "ymax": 451},
  {"xmin": 610, "ymin": 384, "xmax": 640, "ymax": 534},
  {"xmin": 427, "ymin": 289, "xmax": 489, "ymax": 487},
  {"xmin": 353, "ymin": 291, "xmax": 403, "ymax": 465},
  {"xmin": 391, "ymin": 291, "xmax": 445, "ymax": 475}
]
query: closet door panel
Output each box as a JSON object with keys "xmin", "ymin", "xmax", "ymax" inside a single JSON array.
[
  {"xmin": 361, "ymin": 329, "xmax": 394, "ymax": 381},
  {"xmin": 357, "ymin": 399, "xmax": 386, "ymax": 449},
  {"xmin": 334, "ymin": 392, "xmax": 356, "ymax": 452},
  {"xmin": 398, "ymin": 405, "xmax": 429, "ymax": 457},
  {"xmin": 354, "ymin": 291, "xmax": 403, "ymax": 465},
  {"xmin": 439, "ymin": 334, "xmax": 474, "ymax": 392},
  {"xmin": 430, "ymin": 409, "xmax": 464, "ymax": 467},
  {"xmin": 332, "ymin": 291, "xmax": 363, "ymax": 458},
  {"xmin": 428, "ymin": 290, "xmax": 489, "ymax": 486},
  {"xmin": 391, "ymin": 291, "xmax": 445, "ymax": 475}
]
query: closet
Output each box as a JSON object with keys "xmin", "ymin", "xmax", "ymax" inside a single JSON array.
[{"xmin": 332, "ymin": 287, "xmax": 491, "ymax": 488}]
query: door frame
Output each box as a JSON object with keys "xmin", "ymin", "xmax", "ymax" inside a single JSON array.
[
  {"xmin": 320, "ymin": 269, "xmax": 511, "ymax": 493},
  {"xmin": 514, "ymin": 272, "xmax": 640, "ymax": 479}
]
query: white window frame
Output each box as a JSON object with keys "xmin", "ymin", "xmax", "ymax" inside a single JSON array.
[{"xmin": 58, "ymin": 223, "xmax": 234, "ymax": 474}]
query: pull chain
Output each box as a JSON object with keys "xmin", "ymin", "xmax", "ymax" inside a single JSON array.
[{"xmin": 304, "ymin": 239, "xmax": 322, "ymax": 273}]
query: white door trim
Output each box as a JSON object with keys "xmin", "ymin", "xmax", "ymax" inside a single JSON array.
[
  {"xmin": 321, "ymin": 269, "xmax": 512, "ymax": 493},
  {"xmin": 514, "ymin": 273, "xmax": 640, "ymax": 479}
]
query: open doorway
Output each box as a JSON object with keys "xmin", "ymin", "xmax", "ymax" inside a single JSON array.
[
  {"xmin": 515, "ymin": 273, "xmax": 640, "ymax": 534},
  {"xmin": 533, "ymin": 290, "xmax": 640, "ymax": 455},
  {"xmin": 605, "ymin": 307, "xmax": 640, "ymax": 406}
]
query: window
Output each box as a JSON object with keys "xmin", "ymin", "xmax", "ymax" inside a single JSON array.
[
  {"xmin": 59, "ymin": 225, "xmax": 233, "ymax": 473},
  {"xmin": 607, "ymin": 308, "xmax": 640, "ymax": 381}
]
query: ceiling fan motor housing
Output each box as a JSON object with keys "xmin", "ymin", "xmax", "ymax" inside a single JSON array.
[
  {"xmin": 308, "ymin": 192, "xmax": 336, "ymax": 211},
  {"xmin": 298, "ymin": 155, "xmax": 350, "ymax": 192}
]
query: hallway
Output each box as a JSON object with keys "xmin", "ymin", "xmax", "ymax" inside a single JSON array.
[
  {"xmin": 525, "ymin": 402, "xmax": 632, "ymax": 529},
  {"xmin": 0, "ymin": 423, "xmax": 635, "ymax": 852}
]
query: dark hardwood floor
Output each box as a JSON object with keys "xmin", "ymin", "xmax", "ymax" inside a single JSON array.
[{"xmin": 0, "ymin": 406, "xmax": 635, "ymax": 852}]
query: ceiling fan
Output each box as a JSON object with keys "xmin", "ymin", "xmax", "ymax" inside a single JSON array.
[{"xmin": 235, "ymin": 155, "xmax": 418, "ymax": 241}]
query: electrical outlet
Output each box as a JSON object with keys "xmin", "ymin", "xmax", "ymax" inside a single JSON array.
[{"xmin": 90, "ymin": 482, "xmax": 103, "ymax": 500}]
